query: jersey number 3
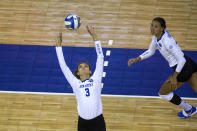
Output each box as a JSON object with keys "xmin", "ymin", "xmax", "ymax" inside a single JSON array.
[{"xmin": 85, "ymin": 88, "xmax": 90, "ymax": 97}]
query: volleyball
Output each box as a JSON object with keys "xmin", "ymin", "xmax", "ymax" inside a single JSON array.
[{"xmin": 64, "ymin": 14, "xmax": 81, "ymax": 30}]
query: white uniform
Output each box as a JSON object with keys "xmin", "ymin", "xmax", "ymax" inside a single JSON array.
[
  {"xmin": 56, "ymin": 41, "xmax": 104, "ymax": 120},
  {"xmin": 139, "ymin": 30, "xmax": 186, "ymax": 73}
]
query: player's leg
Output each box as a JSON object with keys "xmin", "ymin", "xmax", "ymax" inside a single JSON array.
[
  {"xmin": 159, "ymin": 55, "xmax": 197, "ymax": 119},
  {"xmin": 183, "ymin": 55, "xmax": 197, "ymax": 93},
  {"xmin": 159, "ymin": 76, "xmax": 183, "ymax": 103},
  {"xmin": 187, "ymin": 72, "xmax": 197, "ymax": 93},
  {"xmin": 78, "ymin": 116, "xmax": 89, "ymax": 131},
  {"xmin": 159, "ymin": 77, "xmax": 196, "ymax": 119},
  {"xmin": 176, "ymin": 72, "xmax": 197, "ymax": 119},
  {"xmin": 159, "ymin": 75, "xmax": 183, "ymax": 95},
  {"xmin": 90, "ymin": 114, "xmax": 106, "ymax": 131},
  {"xmin": 96, "ymin": 114, "xmax": 106, "ymax": 131},
  {"xmin": 175, "ymin": 56, "xmax": 197, "ymax": 118}
]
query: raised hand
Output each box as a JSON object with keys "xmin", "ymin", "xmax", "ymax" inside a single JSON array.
[
  {"xmin": 56, "ymin": 32, "xmax": 62, "ymax": 47},
  {"xmin": 86, "ymin": 25, "xmax": 98, "ymax": 41}
]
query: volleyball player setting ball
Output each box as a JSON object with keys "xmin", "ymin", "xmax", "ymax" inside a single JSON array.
[
  {"xmin": 56, "ymin": 14, "xmax": 106, "ymax": 131},
  {"xmin": 128, "ymin": 17, "xmax": 197, "ymax": 119}
]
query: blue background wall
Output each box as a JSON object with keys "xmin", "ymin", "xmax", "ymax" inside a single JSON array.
[{"xmin": 0, "ymin": 44, "xmax": 196, "ymax": 98}]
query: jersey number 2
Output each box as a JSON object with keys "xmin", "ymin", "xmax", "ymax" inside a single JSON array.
[{"xmin": 85, "ymin": 88, "xmax": 90, "ymax": 97}]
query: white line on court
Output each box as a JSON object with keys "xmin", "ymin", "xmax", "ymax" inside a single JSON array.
[{"xmin": 0, "ymin": 91, "xmax": 196, "ymax": 100}]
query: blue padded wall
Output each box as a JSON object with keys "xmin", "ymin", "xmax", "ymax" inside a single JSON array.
[{"xmin": 0, "ymin": 44, "xmax": 196, "ymax": 98}]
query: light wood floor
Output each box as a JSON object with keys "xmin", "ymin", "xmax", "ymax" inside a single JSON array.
[
  {"xmin": 0, "ymin": 93, "xmax": 197, "ymax": 131},
  {"xmin": 0, "ymin": 0, "xmax": 197, "ymax": 50},
  {"xmin": 0, "ymin": 0, "xmax": 197, "ymax": 131}
]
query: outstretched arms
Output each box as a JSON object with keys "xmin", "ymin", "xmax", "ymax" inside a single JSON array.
[
  {"xmin": 55, "ymin": 32, "xmax": 78, "ymax": 87},
  {"xmin": 56, "ymin": 32, "xmax": 62, "ymax": 47},
  {"xmin": 128, "ymin": 39, "xmax": 157, "ymax": 67},
  {"xmin": 128, "ymin": 57, "xmax": 141, "ymax": 67},
  {"xmin": 86, "ymin": 25, "xmax": 104, "ymax": 81},
  {"xmin": 86, "ymin": 25, "xmax": 98, "ymax": 42},
  {"xmin": 86, "ymin": 25, "xmax": 103, "ymax": 57}
]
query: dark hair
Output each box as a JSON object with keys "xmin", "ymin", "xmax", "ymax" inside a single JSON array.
[
  {"xmin": 153, "ymin": 17, "xmax": 166, "ymax": 29},
  {"xmin": 74, "ymin": 62, "xmax": 92, "ymax": 79}
]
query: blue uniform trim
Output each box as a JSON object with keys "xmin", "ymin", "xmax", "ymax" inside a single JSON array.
[
  {"xmin": 82, "ymin": 79, "xmax": 89, "ymax": 82},
  {"xmin": 157, "ymin": 31, "xmax": 165, "ymax": 42}
]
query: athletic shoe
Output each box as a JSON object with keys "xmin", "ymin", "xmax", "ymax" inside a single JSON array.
[{"xmin": 177, "ymin": 106, "xmax": 197, "ymax": 119}]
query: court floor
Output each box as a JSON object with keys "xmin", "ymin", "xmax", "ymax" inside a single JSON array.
[{"xmin": 0, "ymin": 92, "xmax": 197, "ymax": 131}]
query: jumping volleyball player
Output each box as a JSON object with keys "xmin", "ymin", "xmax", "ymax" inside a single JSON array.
[
  {"xmin": 55, "ymin": 25, "xmax": 106, "ymax": 131},
  {"xmin": 128, "ymin": 17, "xmax": 197, "ymax": 119}
]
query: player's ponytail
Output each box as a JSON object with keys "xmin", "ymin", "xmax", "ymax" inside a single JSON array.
[{"xmin": 74, "ymin": 70, "xmax": 80, "ymax": 79}]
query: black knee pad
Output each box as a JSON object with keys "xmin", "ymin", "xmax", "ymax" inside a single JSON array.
[{"xmin": 170, "ymin": 94, "xmax": 182, "ymax": 105}]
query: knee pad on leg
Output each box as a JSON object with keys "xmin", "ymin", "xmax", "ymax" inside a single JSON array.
[
  {"xmin": 159, "ymin": 92, "xmax": 182, "ymax": 105},
  {"xmin": 159, "ymin": 92, "xmax": 174, "ymax": 101},
  {"xmin": 169, "ymin": 94, "xmax": 182, "ymax": 105}
]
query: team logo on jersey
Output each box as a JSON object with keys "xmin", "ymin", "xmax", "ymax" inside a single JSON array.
[
  {"xmin": 79, "ymin": 83, "xmax": 93, "ymax": 88},
  {"xmin": 80, "ymin": 85, "xmax": 85, "ymax": 88}
]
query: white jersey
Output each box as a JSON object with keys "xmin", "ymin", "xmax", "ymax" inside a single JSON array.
[
  {"xmin": 56, "ymin": 41, "xmax": 104, "ymax": 120},
  {"xmin": 139, "ymin": 30, "xmax": 186, "ymax": 73}
]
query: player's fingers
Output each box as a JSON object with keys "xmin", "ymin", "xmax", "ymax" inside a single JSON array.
[
  {"xmin": 128, "ymin": 62, "xmax": 130, "ymax": 66},
  {"xmin": 128, "ymin": 60, "xmax": 131, "ymax": 65},
  {"xmin": 89, "ymin": 26, "xmax": 93, "ymax": 32},
  {"xmin": 88, "ymin": 25, "xmax": 92, "ymax": 31},
  {"xmin": 129, "ymin": 59, "xmax": 134, "ymax": 63},
  {"xmin": 170, "ymin": 78, "xmax": 177, "ymax": 90},
  {"xmin": 86, "ymin": 26, "xmax": 92, "ymax": 34},
  {"xmin": 128, "ymin": 59, "xmax": 132, "ymax": 65},
  {"xmin": 128, "ymin": 61, "xmax": 133, "ymax": 66}
]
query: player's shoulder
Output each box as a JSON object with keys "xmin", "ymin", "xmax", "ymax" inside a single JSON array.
[{"xmin": 162, "ymin": 30, "xmax": 176, "ymax": 45}]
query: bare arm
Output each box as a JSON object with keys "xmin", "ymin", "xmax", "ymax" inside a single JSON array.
[
  {"xmin": 86, "ymin": 25, "xmax": 104, "ymax": 82},
  {"xmin": 128, "ymin": 38, "xmax": 157, "ymax": 67},
  {"xmin": 55, "ymin": 32, "xmax": 78, "ymax": 87},
  {"xmin": 128, "ymin": 57, "xmax": 141, "ymax": 67},
  {"xmin": 86, "ymin": 25, "xmax": 98, "ymax": 41}
]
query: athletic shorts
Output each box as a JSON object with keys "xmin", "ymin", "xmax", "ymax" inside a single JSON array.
[
  {"xmin": 78, "ymin": 114, "xmax": 106, "ymax": 131},
  {"xmin": 172, "ymin": 55, "xmax": 197, "ymax": 82}
]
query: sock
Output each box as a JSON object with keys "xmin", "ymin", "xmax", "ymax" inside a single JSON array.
[{"xmin": 179, "ymin": 100, "xmax": 192, "ymax": 111}]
